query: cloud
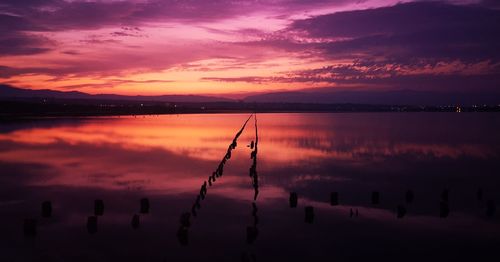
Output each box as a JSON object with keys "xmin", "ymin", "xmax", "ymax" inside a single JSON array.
[
  {"xmin": 60, "ymin": 50, "xmax": 81, "ymax": 55},
  {"xmin": 50, "ymin": 79, "xmax": 174, "ymax": 90},
  {"xmin": 481, "ymin": 0, "xmax": 500, "ymax": 8},
  {"xmin": 2, "ymin": 1, "xmax": 500, "ymax": 95},
  {"xmin": 202, "ymin": 76, "xmax": 272, "ymax": 84},
  {"xmin": 201, "ymin": 1, "xmax": 499, "ymax": 92},
  {"xmin": 0, "ymin": 13, "xmax": 54, "ymax": 56},
  {"xmin": 201, "ymin": 60, "xmax": 500, "ymax": 93},
  {"xmin": 0, "ymin": 0, "xmax": 363, "ymax": 31},
  {"xmin": 0, "ymin": 13, "xmax": 44, "ymax": 32},
  {"xmin": 0, "ymin": 31, "xmax": 53, "ymax": 56},
  {"xmin": 288, "ymin": 2, "xmax": 500, "ymax": 63}
]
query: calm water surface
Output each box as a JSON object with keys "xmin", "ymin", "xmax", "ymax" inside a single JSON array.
[{"xmin": 1, "ymin": 113, "xmax": 500, "ymax": 261}]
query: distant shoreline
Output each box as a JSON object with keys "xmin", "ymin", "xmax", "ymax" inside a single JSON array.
[
  {"xmin": 2, "ymin": 99, "xmax": 500, "ymax": 120},
  {"xmin": 2, "ymin": 109, "xmax": 500, "ymax": 122}
]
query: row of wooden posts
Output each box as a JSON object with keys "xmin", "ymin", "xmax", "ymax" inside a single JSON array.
[
  {"xmin": 289, "ymin": 189, "xmax": 496, "ymax": 224},
  {"xmin": 23, "ymin": 198, "xmax": 150, "ymax": 237},
  {"xmin": 22, "ymin": 188, "xmax": 496, "ymax": 237},
  {"xmin": 177, "ymin": 114, "xmax": 255, "ymax": 245}
]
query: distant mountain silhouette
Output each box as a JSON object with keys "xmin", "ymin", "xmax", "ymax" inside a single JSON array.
[
  {"xmin": 3, "ymin": 84, "xmax": 500, "ymax": 106},
  {"xmin": 0, "ymin": 85, "xmax": 234, "ymax": 103},
  {"xmin": 244, "ymin": 89, "xmax": 500, "ymax": 106}
]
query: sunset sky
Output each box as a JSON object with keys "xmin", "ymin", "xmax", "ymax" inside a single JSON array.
[{"xmin": 1, "ymin": 0, "xmax": 499, "ymax": 97}]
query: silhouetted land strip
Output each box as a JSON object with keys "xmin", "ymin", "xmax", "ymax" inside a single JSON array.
[{"xmin": 2, "ymin": 99, "xmax": 500, "ymax": 119}]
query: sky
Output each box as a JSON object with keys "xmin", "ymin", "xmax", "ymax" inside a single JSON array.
[{"xmin": 1, "ymin": 0, "xmax": 499, "ymax": 97}]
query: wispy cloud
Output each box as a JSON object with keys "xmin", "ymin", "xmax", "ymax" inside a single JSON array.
[{"xmin": 1, "ymin": 0, "xmax": 499, "ymax": 97}]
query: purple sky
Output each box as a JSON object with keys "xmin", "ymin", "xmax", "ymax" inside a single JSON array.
[{"xmin": 0, "ymin": 0, "xmax": 499, "ymax": 97}]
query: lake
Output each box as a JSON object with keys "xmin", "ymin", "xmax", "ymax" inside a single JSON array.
[{"xmin": 1, "ymin": 113, "xmax": 500, "ymax": 261}]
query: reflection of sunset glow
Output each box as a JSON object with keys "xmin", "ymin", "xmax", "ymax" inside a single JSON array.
[
  {"xmin": 1, "ymin": 113, "xmax": 498, "ymax": 196},
  {"xmin": 1, "ymin": 111, "xmax": 500, "ymax": 261},
  {"xmin": 0, "ymin": 115, "xmax": 255, "ymax": 161},
  {"xmin": 0, "ymin": 114, "xmax": 494, "ymax": 168}
]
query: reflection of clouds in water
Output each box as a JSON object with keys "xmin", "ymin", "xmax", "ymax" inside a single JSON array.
[
  {"xmin": 1, "ymin": 113, "xmax": 499, "ymax": 208},
  {"xmin": 260, "ymin": 112, "xmax": 500, "ymax": 162},
  {"xmin": 0, "ymin": 141, "xmax": 220, "ymax": 192},
  {"xmin": 0, "ymin": 114, "xmax": 499, "ymax": 225},
  {"xmin": 263, "ymin": 134, "xmax": 496, "ymax": 163},
  {"xmin": 0, "ymin": 115, "xmax": 262, "ymax": 196},
  {"xmin": 0, "ymin": 200, "xmax": 24, "ymax": 206},
  {"xmin": 1, "ymin": 114, "xmax": 498, "ymax": 172},
  {"xmin": 296, "ymin": 197, "xmax": 500, "ymax": 232},
  {"xmin": 0, "ymin": 126, "xmax": 231, "ymax": 161},
  {"xmin": 291, "ymin": 174, "xmax": 351, "ymax": 183},
  {"xmin": 0, "ymin": 115, "xmax": 257, "ymax": 161}
]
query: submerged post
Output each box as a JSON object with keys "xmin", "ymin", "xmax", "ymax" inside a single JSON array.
[
  {"xmin": 289, "ymin": 192, "xmax": 298, "ymax": 208},
  {"xmin": 41, "ymin": 201, "xmax": 52, "ymax": 218},
  {"xmin": 140, "ymin": 198, "xmax": 150, "ymax": 214},
  {"xmin": 371, "ymin": 191, "xmax": 380, "ymax": 205},
  {"xmin": 330, "ymin": 192, "xmax": 339, "ymax": 206},
  {"xmin": 23, "ymin": 219, "xmax": 37, "ymax": 237},
  {"xmin": 305, "ymin": 206, "xmax": 314, "ymax": 224},
  {"xmin": 131, "ymin": 214, "xmax": 140, "ymax": 229},
  {"xmin": 94, "ymin": 199, "xmax": 104, "ymax": 216},
  {"xmin": 87, "ymin": 216, "xmax": 98, "ymax": 234}
]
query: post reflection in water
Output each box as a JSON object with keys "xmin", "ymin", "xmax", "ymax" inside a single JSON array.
[
  {"xmin": 243, "ymin": 115, "xmax": 260, "ymax": 261},
  {"xmin": 178, "ymin": 114, "xmax": 253, "ymax": 246},
  {"xmin": 0, "ymin": 113, "xmax": 500, "ymax": 261},
  {"xmin": 249, "ymin": 115, "xmax": 260, "ymax": 201}
]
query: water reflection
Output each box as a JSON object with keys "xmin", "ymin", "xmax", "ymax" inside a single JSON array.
[
  {"xmin": 86, "ymin": 216, "xmax": 98, "ymax": 234},
  {"xmin": 178, "ymin": 114, "xmax": 253, "ymax": 246},
  {"xmin": 131, "ymin": 214, "xmax": 140, "ymax": 229},
  {"xmin": 289, "ymin": 192, "xmax": 298, "ymax": 208},
  {"xmin": 23, "ymin": 219, "xmax": 37, "ymax": 237},
  {"xmin": 140, "ymin": 198, "xmax": 150, "ymax": 214},
  {"xmin": 250, "ymin": 115, "xmax": 260, "ymax": 201},
  {"xmin": 41, "ymin": 201, "xmax": 52, "ymax": 218},
  {"xmin": 246, "ymin": 202, "xmax": 259, "ymax": 244},
  {"xmin": 1, "ymin": 113, "xmax": 500, "ymax": 261},
  {"xmin": 304, "ymin": 206, "xmax": 314, "ymax": 224}
]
